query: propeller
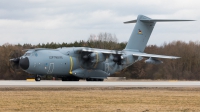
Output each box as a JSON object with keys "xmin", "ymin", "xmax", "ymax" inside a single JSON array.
[
  {"xmin": 9, "ymin": 50, "xmax": 23, "ymax": 70},
  {"xmin": 113, "ymin": 55, "xmax": 122, "ymax": 65},
  {"xmin": 109, "ymin": 51, "xmax": 124, "ymax": 72},
  {"xmin": 80, "ymin": 51, "xmax": 94, "ymax": 68},
  {"xmin": 112, "ymin": 50, "xmax": 123, "ymax": 65},
  {"xmin": 82, "ymin": 53, "xmax": 91, "ymax": 61}
]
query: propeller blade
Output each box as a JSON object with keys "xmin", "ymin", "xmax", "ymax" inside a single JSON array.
[{"xmin": 9, "ymin": 50, "xmax": 23, "ymax": 70}]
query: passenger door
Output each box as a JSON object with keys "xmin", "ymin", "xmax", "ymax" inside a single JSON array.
[{"xmin": 47, "ymin": 63, "xmax": 54, "ymax": 74}]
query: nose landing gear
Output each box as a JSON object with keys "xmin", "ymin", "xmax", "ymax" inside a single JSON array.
[{"xmin": 35, "ymin": 75, "xmax": 41, "ymax": 81}]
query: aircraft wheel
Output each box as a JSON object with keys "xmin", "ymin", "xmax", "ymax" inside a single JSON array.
[
  {"xmin": 62, "ymin": 78, "xmax": 69, "ymax": 81},
  {"xmin": 35, "ymin": 76, "xmax": 41, "ymax": 81},
  {"xmin": 93, "ymin": 78, "xmax": 99, "ymax": 81},
  {"xmin": 98, "ymin": 79, "xmax": 104, "ymax": 81},
  {"xmin": 62, "ymin": 78, "xmax": 66, "ymax": 81},
  {"xmin": 71, "ymin": 78, "xmax": 79, "ymax": 81},
  {"xmin": 86, "ymin": 78, "xmax": 104, "ymax": 81},
  {"xmin": 86, "ymin": 78, "xmax": 91, "ymax": 81},
  {"xmin": 62, "ymin": 77, "xmax": 79, "ymax": 81},
  {"xmin": 86, "ymin": 78, "xmax": 102, "ymax": 81},
  {"xmin": 75, "ymin": 78, "xmax": 79, "ymax": 81}
]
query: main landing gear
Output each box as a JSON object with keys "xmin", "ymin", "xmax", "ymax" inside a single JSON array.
[
  {"xmin": 86, "ymin": 78, "xmax": 104, "ymax": 81},
  {"xmin": 61, "ymin": 77, "xmax": 104, "ymax": 81},
  {"xmin": 61, "ymin": 77, "xmax": 80, "ymax": 81}
]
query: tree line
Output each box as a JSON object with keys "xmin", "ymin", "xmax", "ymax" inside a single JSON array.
[{"xmin": 0, "ymin": 32, "xmax": 200, "ymax": 80}]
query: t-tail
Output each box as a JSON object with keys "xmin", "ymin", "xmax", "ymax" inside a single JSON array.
[{"xmin": 124, "ymin": 15, "xmax": 194, "ymax": 52}]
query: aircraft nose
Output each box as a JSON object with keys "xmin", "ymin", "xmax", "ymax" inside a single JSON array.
[{"xmin": 19, "ymin": 57, "xmax": 29, "ymax": 70}]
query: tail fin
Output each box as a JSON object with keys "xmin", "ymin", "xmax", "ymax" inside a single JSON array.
[{"xmin": 124, "ymin": 15, "xmax": 194, "ymax": 52}]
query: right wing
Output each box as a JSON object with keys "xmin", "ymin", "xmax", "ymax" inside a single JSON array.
[
  {"xmin": 82, "ymin": 48, "xmax": 124, "ymax": 54},
  {"xmin": 132, "ymin": 52, "xmax": 180, "ymax": 59},
  {"xmin": 81, "ymin": 48, "xmax": 180, "ymax": 59}
]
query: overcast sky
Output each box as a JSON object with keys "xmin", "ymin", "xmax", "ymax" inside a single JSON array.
[{"xmin": 0, "ymin": 0, "xmax": 199, "ymax": 46}]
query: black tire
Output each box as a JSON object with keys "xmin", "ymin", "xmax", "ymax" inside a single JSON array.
[
  {"xmin": 86, "ymin": 78, "xmax": 104, "ymax": 81},
  {"xmin": 75, "ymin": 78, "xmax": 79, "ymax": 81},
  {"xmin": 71, "ymin": 78, "xmax": 79, "ymax": 81},
  {"xmin": 62, "ymin": 78, "xmax": 66, "ymax": 81},
  {"xmin": 35, "ymin": 76, "xmax": 41, "ymax": 81},
  {"xmin": 98, "ymin": 79, "xmax": 104, "ymax": 81},
  {"xmin": 86, "ymin": 78, "xmax": 91, "ymax": 81},
  {"xmin": 62, "ymin": 77, "xmax": 80, "ymax": 81}
]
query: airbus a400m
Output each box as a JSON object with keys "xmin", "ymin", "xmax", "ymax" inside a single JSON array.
[{"xmin": 10, "ymin": 15, "xmax": 194, "ymax": 81}]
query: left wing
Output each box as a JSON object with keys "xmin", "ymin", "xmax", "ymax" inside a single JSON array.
[{"xmin": 23, "ymin": 48, "xmax": 58, "ymax": 52}]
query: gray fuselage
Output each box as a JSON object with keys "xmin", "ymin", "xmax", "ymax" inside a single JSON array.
[{"xmin": 20, "ymin": 47, "xmax": 136, "ymax": 79}]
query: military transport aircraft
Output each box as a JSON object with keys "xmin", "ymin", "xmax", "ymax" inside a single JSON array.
[{"xmin": 10, "ymin": 15, "xmax": 194, "ymax": 81}]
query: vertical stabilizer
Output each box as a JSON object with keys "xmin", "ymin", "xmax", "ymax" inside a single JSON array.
[
  {"xmin": 124, "ymin": 15, "xmax": 194, "ymax": 52},
  {"xmin": 125, "ymin": 15, "xmax": 155, "ymax": 52}
]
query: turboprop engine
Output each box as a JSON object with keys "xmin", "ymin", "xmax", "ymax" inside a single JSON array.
[
  {"xmin": 90, "ymin": 53, "xmax": 106, "ymax": 63},
  {"xmin": 145, "ymin": 57, "xmax": 163, "ymax": 64},
  {"xmin": 120, "ymin": 55, "xmax": 135, "ymax": 65}
]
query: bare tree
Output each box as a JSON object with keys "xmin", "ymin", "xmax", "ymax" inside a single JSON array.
[{"xmin": 88, "ymin": 32, "xmax": 119, "ymax": 49}]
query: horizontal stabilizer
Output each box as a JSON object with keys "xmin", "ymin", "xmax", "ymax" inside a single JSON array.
[
  {"xmin": 140, "ymin": 19, "xmax": 195, "ymax": 22},
  {"xmin": 124, "ymin": 20, "xmax": 137, "ymax": 23},
  {"xmin": 124, "ymin": 19, "xmax": 195, "ymax": 24}
]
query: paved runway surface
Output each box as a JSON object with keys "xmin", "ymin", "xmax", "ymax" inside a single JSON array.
[{"xmin": 0, "ymin": 80, "xmax": 200, "ymax": 87}]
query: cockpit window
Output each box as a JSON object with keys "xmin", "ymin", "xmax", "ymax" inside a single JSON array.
[{"xmin": 24, "ymin": 53, "xmax": 31, "ymax": 56}]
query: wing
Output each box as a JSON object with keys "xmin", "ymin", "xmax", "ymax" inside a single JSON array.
[
  {"xmin": 82, "ymin": 48, "xmax": 124, "ymax": 54},
  {"xmin": 23, "ymin": 48, "xmax": 58, "ymax": 52},
  {"xmin": 132, "ymin": 52, "xmax": 180, "ymax": 59},
  {"xmin": 82, "ymin": 48, "xmax": 180, "ymax": 59}
]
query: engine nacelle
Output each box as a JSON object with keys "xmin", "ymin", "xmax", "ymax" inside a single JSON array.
[
  {"xmin": 145, "ymin": 57, "xmax": 163, "ymax": 64},
  {"xmin": 90, "ymin": 53, "xmax": 106, "ymax": 63},
  {"xmin": 120, "ymin": 55, "xmax": 135, "ymax": 65}
]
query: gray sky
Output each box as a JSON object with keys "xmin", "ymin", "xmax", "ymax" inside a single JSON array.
[{"xmin": 0, "ymin": 0, "xmax": 199, "ymax": 46}]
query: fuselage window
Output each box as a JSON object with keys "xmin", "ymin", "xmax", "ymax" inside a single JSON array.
[{"xmin": 24, "ymin": 53, "xmax": 31, "ymax": 56}]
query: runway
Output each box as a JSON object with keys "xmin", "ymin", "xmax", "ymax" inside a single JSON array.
[{"xmin": 0, "ymin": 80, "xmax": 200, "ymax": 87}]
